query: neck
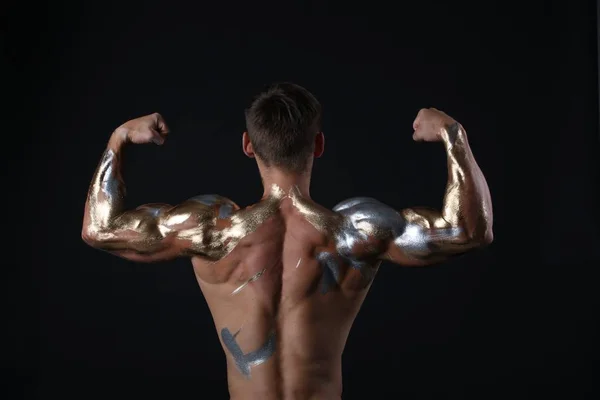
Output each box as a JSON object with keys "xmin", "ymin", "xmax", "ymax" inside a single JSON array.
[{"xmin": 260, "ymin": 167, "xmax": 312, "ymax": 199}]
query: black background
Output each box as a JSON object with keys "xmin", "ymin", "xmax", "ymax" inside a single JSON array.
[{"xmin": 6, "ymin": 1, "xmax": 600, "ymax": 399}]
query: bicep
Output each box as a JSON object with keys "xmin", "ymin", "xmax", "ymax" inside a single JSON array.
[
  {"xmin": 383, "ymin": 207, "xmax": 471, "ymax": 266},
  {"xmin": 86, "ymin": 203, "xmax": 179, "ymax": 261},
  {"xmin": 87, "ymin": 200, "xmax": 220, "ymax": 262}
]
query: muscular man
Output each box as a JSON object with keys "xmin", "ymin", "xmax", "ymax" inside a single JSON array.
[{"xmin": 82, "ymin": 83, "xmax": 493, "ymax": 400}]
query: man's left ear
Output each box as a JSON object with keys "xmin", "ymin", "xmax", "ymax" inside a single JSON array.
[{"xmin": 314, "ymin": 132, "xmax": 324, "ymax": 158}]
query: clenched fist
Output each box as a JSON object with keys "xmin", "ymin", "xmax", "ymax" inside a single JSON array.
[
  {"xmin": 412, "ymin": 108, "xmax": 458, "ymax": 142},
  {"xmin": 115, "ymin": 113, "xmax": 170, "ymax": 145}
]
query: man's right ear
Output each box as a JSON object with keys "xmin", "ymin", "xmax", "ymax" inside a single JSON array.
[{"xmin": 242, "ymin": 132, "xmax": 255, "ymax": 158}]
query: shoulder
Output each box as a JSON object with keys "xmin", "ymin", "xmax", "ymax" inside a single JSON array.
[
  {"xmin": 333, "ymin": 196, "xmax": 406, "ymax": 235},
  {"xmin": 185, "ymin": 194, "xmax": 240, "ymax": 219},
  {"xmin": 333, "ymin": 197, "xmax": 382, "ymax": 213},
  {"xmin": 333, "ymin": 197, "xmax": 399, "ymax": 219}
]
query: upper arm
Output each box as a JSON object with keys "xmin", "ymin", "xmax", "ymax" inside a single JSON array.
[
  {"xmin": 83, "ymin": 195, "xmax": 239, "ymax": 262},
  {"xmin": 333, "ymin": 198, "xmax": 479, "ymax": 267},
  {"xmin": 386, "ymin": 207, "xmax": 475, "ymax": 266}
]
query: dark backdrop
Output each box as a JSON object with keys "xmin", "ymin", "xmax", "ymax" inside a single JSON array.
[{"xmin": 6, "ymin": 1, "xmax": 599, "ymax": 399}]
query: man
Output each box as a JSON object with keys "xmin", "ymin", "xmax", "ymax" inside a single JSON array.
[{"xmin": 82, "ymin": 83, "xmax": 493, "ymax": 400}]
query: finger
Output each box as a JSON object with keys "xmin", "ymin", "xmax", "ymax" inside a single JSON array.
[
  {"xmin": 153, "ymin": 113, "xmax": 170, "ymax": 134},
  {"xmin": 150, "ymin": 128, "xmax": 165, "ymax": 145},
  {"xmin": 413, "ymin": 108, "xmax": 426, "ymax": 129}
]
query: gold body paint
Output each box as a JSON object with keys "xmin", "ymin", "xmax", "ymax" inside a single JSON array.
[
  {"xmin": 288, "ymin": 123, "xmax": 493, "ymax": 267},
  {"xmin": 82, "ymin": 120, "xmax": 492, "ymax": 382},
  {"xmin": 83, "ymin": 122, "xmax": 491, "ymax": 266},
  {"xmin": 82, "ymin": 144, "xmax": 283, "ymax": 261},
  {"xmin": 392, "ymin": 123, "xmax": 494, "ymax": 259}
]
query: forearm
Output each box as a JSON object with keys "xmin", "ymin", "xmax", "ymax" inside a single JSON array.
[
  {"xmin": 385, "ymin": 111, "xmax": 493, "ymax": 265},
  {"xmin": 82, "ymin": 130, "xmax": 129, "ymax": 241},
  {"xmin": 440, "ymin": 122, "xmax": 493, "ymax": 243}
]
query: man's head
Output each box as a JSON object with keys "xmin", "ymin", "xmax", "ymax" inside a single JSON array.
[{"xmin": 243, "ymin": 83, "xmax": 324, "ymax": 174}]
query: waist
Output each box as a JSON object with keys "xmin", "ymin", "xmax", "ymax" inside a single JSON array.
[
  {"xmin": 230, "ymin": 389, "xmax": 341, "ymax": 400},
  {"xmin": 227, "ymin": 352, "xmax": 343, "ymax": 400}
]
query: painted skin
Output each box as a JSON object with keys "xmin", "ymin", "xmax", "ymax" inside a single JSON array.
[{"xmin": 82, "ymin": 111, "xmax": 493, "ymax": 400}]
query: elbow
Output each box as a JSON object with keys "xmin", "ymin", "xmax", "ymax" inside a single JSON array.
[
  {"xmin": 81, "ymin": 225, "xmax": 101, "ymax": 248},
  {"xmin": 470, "ymin": 228, "xmax": 494, "ymax": 248},
  {"xmin": 480, "ymin": 229, "xmax": 494, "ymax": 246},
  {"xmin": 461, "ymin": 225, "xmax": 493, "ymax": 248}
]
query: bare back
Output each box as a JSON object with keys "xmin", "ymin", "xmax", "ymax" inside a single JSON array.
[
  {"xmin": 191, "ymin": 189, "xmax": 385, "ymax": 399},
  {"xmin": 82, "ymin": 112, "xmax": 493, "ymax": 400}
]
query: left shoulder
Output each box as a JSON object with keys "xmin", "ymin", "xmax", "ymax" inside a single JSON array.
[{"xmin": 186, "ymin": 194, "xmax": 240, "ymax": 219}]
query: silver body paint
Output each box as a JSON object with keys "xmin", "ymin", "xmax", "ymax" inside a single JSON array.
[
  {"xmin": 333, "ymin": 197, "xmax": 461, "ymax": 265},
  {"xmin": 231, "ymin": 267, "xmax": 267, "ymax": 295},
  {"xmin": 309, "ymin": 197, "xmax": 464, "ymax": 292},
  {"xmin": 99, "ymin": 151, "xmax": 120, "ymax": 204},
  {"xmin": 394, "ymin": 226, "xmax": 462, "ymax": 254},
  {"xmin": 320, "ymin": 197, "xmax": 406, "ymax": 285},
  {"xmin": 84, "ymin": 116, "xmax": 492, "ymax": 389},
  {"xmin": 333, "ymin": 197, "xmax": 406, "ymax": 237},
  {"xmin": 316, "ymin": 252, "xmax": 341, "ymax": 294},
  {"xmin": 189, "ymin": 194, "xmax": 235, "ymax": 219},
  {"xmin": 221, "ymin": 328, "xmax": 276, "ymax": 378}
]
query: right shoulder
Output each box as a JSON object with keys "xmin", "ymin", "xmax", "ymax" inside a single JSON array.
[
  {"xmin": 333, "ymin": 196, "xmax": 406, "ymax": 237},
  {"xmin": 333, "ymin": 197, "xmax": 383, "ymax": 213}
]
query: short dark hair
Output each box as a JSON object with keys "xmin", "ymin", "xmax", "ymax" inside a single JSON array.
[{"xmin": 245, "ymin": 82, "xmax": 321, "ymax": 173}]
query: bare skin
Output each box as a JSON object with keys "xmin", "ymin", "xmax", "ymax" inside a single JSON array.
[{"xmin": 82, "ymin": 109, "xmax": 493, "ymax": 400}]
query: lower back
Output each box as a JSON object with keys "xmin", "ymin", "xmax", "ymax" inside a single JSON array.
[
  {"xmin": 201, "ymin": 273, "xmax": 357, "ymax": 399},
  {"xmin": 191, "ymin": 199, "xmax": 373, "ymax": 399},
  {"xmin": 226, "ymin": 304, "xmax": 349, "ymax": 400}
]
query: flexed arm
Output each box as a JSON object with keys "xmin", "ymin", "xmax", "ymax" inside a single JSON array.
[
  {"xmin": 81, "ymin": 113, "xmax": 226, "ymax": 262},
  {"xmin": 385, "ymin": 108, "xmax": 494, "ymax": 265},
  {"xmin": 333, "ymin": 108, "xmax": 493, "ymax": 267}
]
